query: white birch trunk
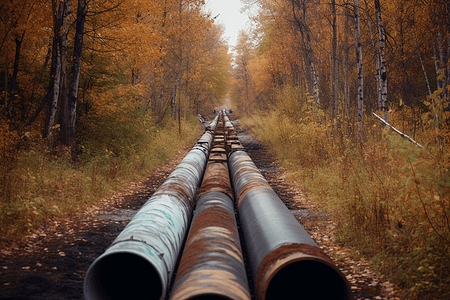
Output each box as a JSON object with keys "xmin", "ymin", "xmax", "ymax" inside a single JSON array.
[
  {"xmin": 354, "ymin": 0, "xmax": 364, "ymax": 131},
  {"xmin": 375, "ymin": 0, "xmax": 388, "ymax": 122},
  {"xmin": 308, "ymin": 37, "xmax": 319, "ymax": 106},
  {"xmin": 47, "ymin": 46, "xmax": 61, "ymax": 147},
  {"xmin": 67, "ymin": 0, "xmax": 86, "ymax": 146},
  {"xmin": 414, "ymin": 33, "xmax": 432, "ymax": 96},
  {"xmin": 301, "ymin": 3, "xmax": 319, "ymax": 106},
  {"xmin": 47, "ymin": 0, "xmax": 71, "ymax": 147}
]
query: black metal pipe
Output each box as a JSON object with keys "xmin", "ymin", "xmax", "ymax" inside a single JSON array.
[{"xmin": 228, "ymin": 150, "xmax": 351, "ymax": 300}]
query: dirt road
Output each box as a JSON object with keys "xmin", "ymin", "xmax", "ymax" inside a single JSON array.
[{"xmin": 0, "ymin": 118, "xmax": 397, "ymax": 300}]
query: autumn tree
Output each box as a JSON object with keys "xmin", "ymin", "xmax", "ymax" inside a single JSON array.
[
  {"xmin": 232, "ymin": 31, "xmax": 256, "ymax": 115},
  {"xmin": 1, "ymin": 0, "xmax": 231, "ymax": 159}
]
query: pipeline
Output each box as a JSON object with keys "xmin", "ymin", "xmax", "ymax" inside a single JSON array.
[
  {"xmin": 84, "ymin": 109, "xmax": 352, "ymax": 300},
  {"xmin": 83, "ymin": 112, "xmax": 222, "ymax": 300},
  {"xmin": 226, "ymin": 114, "xmax": 351, "ymax": 300},
  {"xmin": 169, "ymin": 115, "xmax": 250, "ymax": 300}
]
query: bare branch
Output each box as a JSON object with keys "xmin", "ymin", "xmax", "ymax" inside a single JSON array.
[{"xmin": 373, "ymin": 112, "xmax": 423, "ymax": 148}]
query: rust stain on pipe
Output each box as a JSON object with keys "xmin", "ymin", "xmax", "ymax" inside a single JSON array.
[
  {"xmin": 197, "ymin": 159, "xmax": 233, "ymax": 200},
  {"xmin": 169, "ymin": 192, "xmax": 251, "ymax": 300},
  {"xmin": 170, "ymin": 118, "xmax": 250, "ymax": 300}
]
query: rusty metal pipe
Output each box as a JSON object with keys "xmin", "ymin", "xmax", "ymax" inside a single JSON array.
[
  {"xmin": 169, "ymin": 190, "xmax": 250, "ymax": 300},
  {"xmin": 228, "ymin": 150, "xmax": 351, "ymax": 300},
  {"xmin": 84, "ymin": 119, "xmax": 220, "ymax": 300},
  {"xmin": 170, "ymin": 128, "xmax": 250, "ymax": 300}
]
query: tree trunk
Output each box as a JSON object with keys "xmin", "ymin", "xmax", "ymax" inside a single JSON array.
[
  {"xmin": 171, "ymin": 73, "xmax": 180, "ymax": 119},
  {"xmin": 302, "ymin": 5, "xmax": 319, "ymax": 106},
  {"xmin": 178, "ymin": 0, "xmax": 182, "ymax": 133},
  {"xmin": 155, "ymin": 81, "xmax": 165, "ymax": 124},
  {"xmin": 59, "ymin": 0, "xmax": 72, "ymax": 147},
  {"xmin": 354, "ymin": 0, "xmax": 364, "ymax": 131},
  {"xmin": 344, "ymin": 9, "xmax": 350, "ymax": 119},
  {"xmin": 292, "ymin": 1, "xmax": 319, "ymax": 106},
  {"xmin": 307, "ymin": 29, "xmax": 319, "ymax": 106},
  {"xmin": 331, "ymin": 0, "xmax": 338, "ymax": 120},
  {"xmin": 47, "ymin": 0, "xmax": 71, "ymax": 148},
  {"xmin": 4, "ymin": 54, "xmax": 7, "ymax": 110},
  {"xmin": 46, "ymin": 1, "xmax": 63, "ymax": 147},
  {"xmin": 244, "ymin": 62, "xmax": 250, "ymax": 114},
  {"xmin": 46, "ymin": 43, "xmax": 61, "ymax": 147},
  {"xmin": 375, "ymin": 0, "xmax": 388, "ymax": 122},
  {"xmin": 364, "ymin": 0, "xmax": 381, "ymax": 111},
  {"xmin": 10, "ymin": 31, "xmax": 25, "ymax": 118},
  {"xmin": 414, "ymin": 33, "xmax": 432, "ymax": 96},
  {"xmin": 447, "ymin": 2, "xmax": 450, "ymax": 93},
  {"xmin": 67, "ymin": 0, "xmax": 86, "ymax": 149}
]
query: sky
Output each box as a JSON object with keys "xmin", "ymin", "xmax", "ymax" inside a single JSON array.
[{"xmin": 203, "ymin": 0, "xmax": 252, "ymax": 49}]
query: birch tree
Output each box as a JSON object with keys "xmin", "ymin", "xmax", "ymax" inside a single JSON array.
[
  {"xmin": 354, "ymin": 0, "xmax": 364, "ymax": 130},
  {"xmin": 65, "ymin": 0, "xmax": 86, "ymax": 147},
  {"xmin": 375, "ymin": 0, "xmax": 388, "ymax": 122},
  {"xmin": 46, "ymin": 0, "xmax": 71, "ymax": 147},
  {"xmin": 292, "ymin": 0, "xmax": 319, "ymax": 106}
]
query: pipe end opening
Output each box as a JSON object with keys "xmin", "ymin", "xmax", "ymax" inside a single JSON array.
[
  {"xmin": 265, "ymin": 260, "xmax": 351, "ymax": 300},
  {"xmin": 84, "ymin": 253, "xmax": 162, "ymax": 300}
]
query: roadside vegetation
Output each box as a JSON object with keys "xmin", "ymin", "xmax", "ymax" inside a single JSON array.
[
  {"xmin": 0, "ymin": 104, "xmax": 201, "ymax": 245},
  {"xmin": 240, "ymin": 87, "xmax": 450, "ymax": 299}
]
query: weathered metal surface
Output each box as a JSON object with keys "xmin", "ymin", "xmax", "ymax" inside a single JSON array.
[
  {"xmin": 207, "ymin": 152, "xmax": 228, "ymax": 163},
  {"xmin": 222, "ymin": 113, "xmax": 245, "ymax": 154},
  {"xmin": 196, "ymin": 159, "xmax": 234, "ymax": 200},
  {"xmin": 228, "ymin": 150, "xmax": 351, "ymax": 300},
  {"xmin": 210, "ymin": 147, "xmax": 227, "ymax": 154},
  {"xmin": 205, "ymin": 110, "xmax": 222, "ymax": 132},
  {"xmin": 223, "ymin": 114, "xmax": 233, "ymax": 130},
  {"xmin": 84, "ymin": 123, "xmax": 219, "ymax": 300},
  {"xmin": 170, "ymin": 114, "xmax": 249, "ymax": 300},
  {"xmin": 213, "ymin": 138, "xmax": 225, "ymax": 145},
  {"xmin": 169, "ymin": 191, "xmax": 250, "ymax": 300}
]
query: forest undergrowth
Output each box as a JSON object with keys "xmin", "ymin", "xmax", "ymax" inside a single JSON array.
[
  {"xmin": 0, "ymin": 98, "xmax": 201, "ymax": 246},
  {"xmin": 241, "ymin": 88, "xmax": 450, "ymax": 300}
]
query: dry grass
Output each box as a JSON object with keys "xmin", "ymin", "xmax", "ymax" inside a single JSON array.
[
  {"xmin": 0, "ymin": 118, "xmax": 201, "ymax": 245},
  {"xmin": 240, "ymin": 88, "xmax": 450, "ymax": 299}
]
